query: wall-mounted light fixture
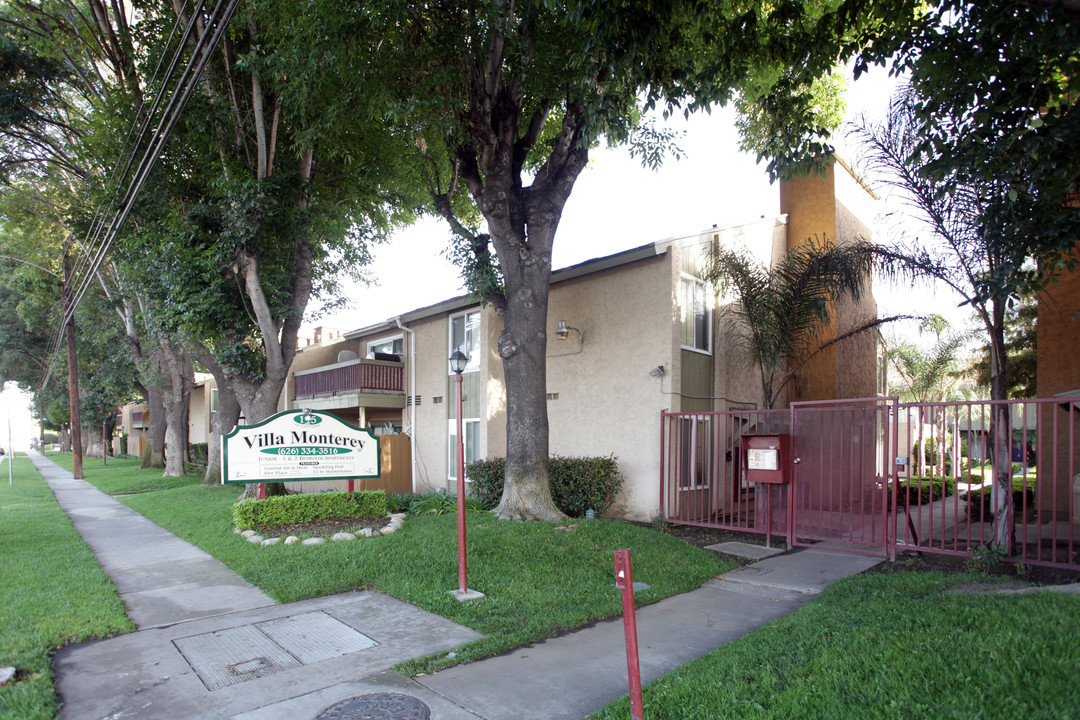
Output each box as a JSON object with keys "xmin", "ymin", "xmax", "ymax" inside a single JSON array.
[
  {"xmin": 555, "ymin": 320, "xmax": 584, "ymax": 344},
  {"xmin": 649, "ymin": 365, "xmax": 665, "ymax": 377}
]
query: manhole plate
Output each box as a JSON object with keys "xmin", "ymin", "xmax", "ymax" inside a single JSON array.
[
  {"xmin": 313, "ymin": 693, "xmax": 430, "ymax": 720},
  {"xmin": 174, "ymin": 625, "xmax": 301, "ymax": 691},
  {"xmin": 173, "ymin": 611, "xmax": 377, "ymax": 691}
]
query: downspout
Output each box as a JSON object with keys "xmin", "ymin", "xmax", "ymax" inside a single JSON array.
[{"xmin": 395, "ymin": 317, "xmax": 417, "ymax": 493}]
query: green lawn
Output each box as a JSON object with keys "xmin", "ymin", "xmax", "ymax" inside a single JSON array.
[
  {"xmin": 589, "ymin": 570, "xmax": 1080, "ymax": 719},
  {"xmin": 0, "ymin": 455, "xmax": 134, "ymax": 720},
  {"xmin": 44, "ymin": 454, "xmax": 731, "ymax": 675}
]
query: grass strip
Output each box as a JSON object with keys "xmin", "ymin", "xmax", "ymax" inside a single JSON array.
[
  {"xmin": 588, "ymin": 570, "xmax": 1080, "ymax": 719},
  {"xmin": 48, "ymin": 453, "xmax": 730, "ymax": 676},
  {"xmin": 0, "ymin": 455, "xmax": 134, "ymax": 720}
]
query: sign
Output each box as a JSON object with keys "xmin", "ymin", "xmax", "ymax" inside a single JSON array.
[
  {"xmin": 222, "ymin": 410, "xmax": 380, "ymax": 484},
  {"xmin": 746, "ymin": 448, "xmax": 779, "ymax": 471}
]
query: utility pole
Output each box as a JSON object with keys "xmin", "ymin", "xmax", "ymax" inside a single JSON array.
[{"xmin": 64, "ymin": 253, "xmax": 83, "ymax": 479}]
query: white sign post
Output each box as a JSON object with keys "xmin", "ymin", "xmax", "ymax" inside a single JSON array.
[{"xmin": 222, "ymin": 410, "xmax": 380, "ymax": 484}]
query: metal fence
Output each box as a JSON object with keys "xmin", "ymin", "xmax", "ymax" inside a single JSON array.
[{"xmin": 660, "ymin": 396, "xmax": 1080, "ymax": 569}]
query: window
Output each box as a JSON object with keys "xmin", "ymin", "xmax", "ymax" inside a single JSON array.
[
  {"xmin": 677, "ymin": 416, "xmax": 713, "ymax": 489},
  {"xmin": 367, "ymin": 334, "xmax": 403, "ymax": 359},
  {"xmin": 210, "ymin": 388, "xmax": 219, "ymax": 415},
  {"xmin": 449, "ymin": 310, "xmax": 481, "ymax": 374},
  {"xmin": 679, "ymin": 276, "xmax": 711, "ymax": 353},
  {"xmin": 448, "ymin": 418, "xmax": 480, "ymax": 481}
]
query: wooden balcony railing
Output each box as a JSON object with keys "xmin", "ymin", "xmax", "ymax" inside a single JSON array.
[{"xmin": 294, "ymin": 359, "xmax": 404, "ymax": 398}]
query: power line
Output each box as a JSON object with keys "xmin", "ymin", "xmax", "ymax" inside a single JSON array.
[{"xmin": 39, "ymin": 0, "xmax": 241, "ymax": 392}]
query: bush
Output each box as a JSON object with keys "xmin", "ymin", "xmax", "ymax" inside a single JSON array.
[
  {"xmin": 467, "ymin": 455, "xmax": 623, "ymax": 518},
  {"xmin": 406, "ymin": 491, "xmax": 488, "ymax": 515},
  {"xmin": 387, "ymin": 492, "xmax": 413, "ymax": 513},
  {"xmin": 890, "ymin": 476, "xmax": 956, "ymax": 508},
  {"xmin": 912, "ymin": 438, "xmax": 952, "ymax": 475},
  {"xmin": 189, "ymin": 443, "xmax": 208, "ymax": 462},
  {"xmin": 410, "ymin": 491, "xmax": 458, "ymax": 515},
  {"xmin": 232, "ymin": 490, "xmax": 387, "ymax": 530},
  {"xmin": 964, "ymin": 476, "xmax": 1037, "ymax": 521}
]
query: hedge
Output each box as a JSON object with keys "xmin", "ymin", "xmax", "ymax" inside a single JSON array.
[
  {"xmin": 890, "ymin": 476, "xmax": 957, "ymax": 509},
  {"xmin": 964, "ymin": 477, "xmax": 1037, "ymax": 521},
  {"xmin": 468, "ymin": 455, "xmax": 622, "ymax": 518},
  {"xmin": 232, "ymin": 490, "xmax": 388, "ymax": 530}
]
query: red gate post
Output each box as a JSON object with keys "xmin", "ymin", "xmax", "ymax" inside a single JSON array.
[{"xmin": 614, "ymin": 548, "xmax": 644, "ymax": 720}]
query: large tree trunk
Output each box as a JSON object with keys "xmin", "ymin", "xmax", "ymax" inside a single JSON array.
[
  {"xmin": 160, "ymin": 338, "xmax": 193, "ymax": 477},
  {"xmin": 84, "ymin": 424, "xmax": 103, "ymax": 458},
  {"xmin": 491, "ymin": 221, "xmax": 563, "ymax": 522},
  {"xmin": 143, "ymin": 384, "xmax": 167, "ymax": 469},
  {"xmin": 192, "ymin": 346, "xmax": 242, "ymax": 484},
  {"xmin": 447, "ymin": 72, "xmax": 589, "ymax": 520}
]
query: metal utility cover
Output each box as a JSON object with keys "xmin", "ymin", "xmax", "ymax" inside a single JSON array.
[
  {"xmin": 174, "ymin": 625, "xmax": 302, "ymax": 691},
  {"xmin": 173, "ymin": 611, "xmax": 377, "ymax": 691},
  {"xmin": 258, "ymin": 612, "xmax": 377, "ymax": 664}
]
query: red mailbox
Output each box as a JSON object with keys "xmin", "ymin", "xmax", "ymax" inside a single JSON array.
[{"xmin": 742, "ymin": 434, "xmax": 791, "ymax": 484}]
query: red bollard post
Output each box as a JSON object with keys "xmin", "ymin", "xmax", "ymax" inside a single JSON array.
[
  {"xmin": 257, "ymin": 482, "xmax": 266, "ymax": 500},
  {"xmin": 614, "ymin": 548, "xmax": 644, "ymax": 720}
]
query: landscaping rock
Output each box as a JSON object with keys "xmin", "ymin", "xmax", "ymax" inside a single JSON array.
[
  {"xmin": 302, "ymin": 537, "xmax": 326, "ymax": 546},
  {"xmin": 389, "ymin": 513, "xmax": 408, "ymax": 522},
  {"xmin": 284, "ymin": 536, "xmax": 299, "ymax": 545},
  {"xmin": 388, "ymin": 521, "xmax": 403, "ymax": 530},
  {"xmin": 246, "ymin": 534, "xmax": 265, "ymax": 544},
  {"xmin": 260, "ymin": 537, "xmax": 281, "ymax": 546},
  {"xmin": 379, "ymin": 526, "xmax": 396, "ymax": 535},
  {"xmin": 0, "ymin": 667, "xmax": 14, "ymax": 686},
  {"xmin": 360, "ymin": 528, "xmax": 375, "ymax": 538},
  {"xmin": 332, "ymin": 532, "xmax": 356, "ymax": 542},
  {"xmin": 241, "ymin": 529, "xmax": 257, "ymax": 538}
]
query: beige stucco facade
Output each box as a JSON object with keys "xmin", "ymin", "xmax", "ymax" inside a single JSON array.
[{"xmin": 266, "ymin": 166, "xmax": 881, "ymax": 521}]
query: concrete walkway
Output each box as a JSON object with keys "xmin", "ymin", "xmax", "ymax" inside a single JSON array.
[{"xmin": 33, "ymin": 451, "xmax": 882, "ymax": 720}]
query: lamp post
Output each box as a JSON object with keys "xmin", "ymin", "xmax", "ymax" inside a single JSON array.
[{"xmin": 449, "ymin": 349, "xmax": 483, "ymax": 601}]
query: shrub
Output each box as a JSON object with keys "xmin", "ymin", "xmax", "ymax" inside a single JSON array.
[
  {"xmin": 189, "ymin": 443, "xmax": 208, "ymax": 462},
  {"xmin": 912, "ymin": 438, "xmax": 952, "ymax": 475},
  {"xmin": 410, "ymin": 491, "xmax": 458, "ymax": 515},
  {"xmin": 964, "ymin": 476, "xmax": 1037, "ymax": 521},
  {"xmin": 467, "ymin": 455, "xmax": 623, "ymax": 518},
  {"xmin": 387, "ymin": 492, "xmax": 413, "ymax": 513},
  {"xmin": 232, "ymin": 490, "xmax": 387, "ymax": 530},
  {"xmin": 890, "ymin": 476, "xmax": 956, "ymax": 509},
  {"xmin": 469, "ymin": 459, "xmax": 508, "ymax": 509}
]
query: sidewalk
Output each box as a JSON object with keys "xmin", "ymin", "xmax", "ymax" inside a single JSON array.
[{"xmin": 33, "ymin": 451, "xmax": 882, "ymax": 719}]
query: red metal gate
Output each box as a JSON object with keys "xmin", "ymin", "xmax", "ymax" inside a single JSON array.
[{"xmin": 660, "ymin": 396, "xmax": 1080, "ymax": 568}]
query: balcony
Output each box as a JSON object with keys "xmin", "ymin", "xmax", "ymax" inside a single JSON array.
[{"xmin": 293, "ymin": 358, "xmax": 405, "ymax": 410}]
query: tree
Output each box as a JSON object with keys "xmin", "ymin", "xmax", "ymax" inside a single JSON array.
[
  {"xmin": 887, "ymin": 316, "xmax": 968, "ymax": 405},
  {"xmin": 289, "ymin": 0, "xmax": 920, "ymax": 521},
  {"xmin": 859, "ymin": 0, "xmax": 1080, "ymax": 303},
  {"xmin": 701, "ymin": 237, "xmax": 879, "ymax": 410},
  {"xmin": 971, "ymin": 294, "xmax": 1037, "ymax": 399},
  {"xmin": 849, "ymin": 81, "xmax": 1077, "ymax": 550}
]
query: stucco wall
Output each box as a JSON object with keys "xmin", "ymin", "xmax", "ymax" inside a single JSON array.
[{"xmin": 545, "ymin": 252, "xmax": 674, "ymax": 521}]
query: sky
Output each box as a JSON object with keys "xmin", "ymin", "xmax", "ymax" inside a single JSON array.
[
  {"xmin": 0, "ymin": 382, "xmax": 35, "ymax": 453},
  {"xmin": 304, "ymin": 64, "xmax": 972, "ymax": 338}
]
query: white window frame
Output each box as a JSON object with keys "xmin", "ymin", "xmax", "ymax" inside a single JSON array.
[
  {"xmin": 677, "ymin": 415, "xmax": 713, "ymax": 490},
  {"xmin": 448, "ymin": 418, "xmax": 480, "ymax": 482},
  {"xmin": 448, "ymin": 310, "xmax": 481, "ymax": 374},
  {"xmin": 367, "ymin": 333, "xmax": 404, "ymax": 358},
  {"xmin": 210, "ymin": 387, "xmax": 219, "ymax": 415},
  {"xmin": 679, "ymin": 274, "xmax": 712, "ymax": 355}
]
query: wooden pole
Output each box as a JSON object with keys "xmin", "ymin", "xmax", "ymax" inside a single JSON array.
[{"xmin": 64, "ymin": 253, "xmax": 83, "ymax": 480}]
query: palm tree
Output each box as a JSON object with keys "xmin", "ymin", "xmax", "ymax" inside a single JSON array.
[{"xmin": 702, "ymin": 236, "xmax": 884, "ymax": 409}]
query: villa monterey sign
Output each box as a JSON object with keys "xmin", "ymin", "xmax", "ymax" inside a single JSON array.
[{"xmin": 222, "ymin": 410, "xmax": 380, "ymax": 484}]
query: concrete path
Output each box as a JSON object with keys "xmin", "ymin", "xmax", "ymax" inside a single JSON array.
[
  {"xmin": 29, "ymin": 451, "xmax": 274, "ymax": 629},
  {"xmin": 33, "ymin": 451, "xmax": 883, "ymax": 720}
]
